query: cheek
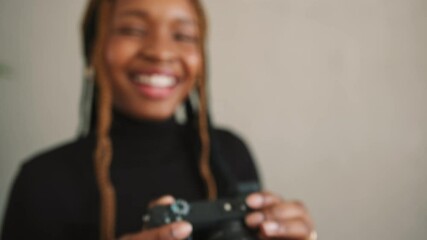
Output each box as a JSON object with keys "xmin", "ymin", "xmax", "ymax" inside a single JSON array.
[
  {"xmin": 105, "ymin": 38, "xmax": 139, "ymax": 71},
  {"xmin": 185, "ymin": 52, "xmax": 202, "ymax": 77}
]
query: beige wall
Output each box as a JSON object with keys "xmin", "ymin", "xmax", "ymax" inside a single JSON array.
[{"xmin": 1, "ymin": 0, "xmax": 426, "ymax": 239}]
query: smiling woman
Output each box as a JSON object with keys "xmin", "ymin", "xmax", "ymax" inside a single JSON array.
[
  {"xmin": 105, "ymin": 0, "xmax": 202, "ymax": 120},
  {"xmin": 1, "ymin": 0, "xmax": 315, "ymax": 240}
]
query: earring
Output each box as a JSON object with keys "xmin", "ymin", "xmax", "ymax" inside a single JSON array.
[
  {"xmin": 175, "ymin": 89, "xmax": 198, "ymax": 125},
  {"xmin": 189, "ymin": 88, "xmax": 200, "ymax": 111},
  {"xmin": 79, "ymin": 66, "xmax": 95, "ymax": 136},
  {"xmin": 174, "ymin": 103, "xmax": 187, "ymax": 125}
]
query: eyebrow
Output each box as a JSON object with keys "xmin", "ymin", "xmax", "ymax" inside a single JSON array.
[
  {"xmin": 118, "ymin": 9, "xmax": 197, "ymax": 26},
  {"xmin": 175, "ymin": 18, "xmax": 197, "ymax": 27}
]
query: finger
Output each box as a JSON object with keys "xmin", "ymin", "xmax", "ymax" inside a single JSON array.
[
  {"xmin": 246, "ymin": 200, "xmax": 312, "ymax": 228},
  {"xmin": 148, "ymin": 195, "xmax": 176, "ymax": 208},
  {"xmin": 130, "ymin": 221, "xmax": 192, "ymax": 240},
  {"xmin": 260, "ymin": 219, "xmax": 311, "ymax": 239},
  {"xmin": 246, "ymin": 192, "xmax": 282, "ymax": 209},
  {"xmin": 270, "ymin": 201, "xmax": 307, "ymax": 220},
  {"xmin": 245, "ymin": 211, "xmax": 265, "ymax": 228}
]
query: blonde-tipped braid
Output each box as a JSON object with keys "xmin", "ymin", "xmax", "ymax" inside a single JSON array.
[
  {"xmin": 197, "ymin": 62, "xmax": 218, "ymax": 200},
  {"xmin": 90, "ymin": 0, "xmax": 116, "ymax": 239},
  {"xmin": 83, "ymin": 0, "xmax": 217, "ymax": 239},
  {"xmin": 191, "ymin": 0, "xmax": 218, "ymax": 200}
]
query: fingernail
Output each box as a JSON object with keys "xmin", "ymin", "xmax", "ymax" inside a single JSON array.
[
  {"xmin": 247, "ymin": 194, "xmax": 264, "ymax": 208},
  {"xmin": 263, "ymin": 221, "xmax": 280, "ymax": 235},
  {"xmin": 245, "ymin": 212, "xmax": 264, "ymax": 227},
  {"xmin": 159, "ymin": 195, "xmax": 175, "ymax": 202},
  {"xmin": 172, "ymin": 222, "xmax": 192, "ymax": 239}
]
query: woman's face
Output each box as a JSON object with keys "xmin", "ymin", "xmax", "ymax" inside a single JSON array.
[{"xmin": 105, "ymin": 0, "xmax": 201, "ymax": 121}]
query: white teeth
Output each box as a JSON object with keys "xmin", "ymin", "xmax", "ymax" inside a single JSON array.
[{"xmin": 134, "ymin": 74, "xmax": 176, "ymax": 88}]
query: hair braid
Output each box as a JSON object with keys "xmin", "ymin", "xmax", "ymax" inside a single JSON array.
[
  {"xmin": 90, "ymin": 1, "xmax": 116, "ymax": 239},
  {"xmin": 197, "ymin": 64, "xmax": 217, "ymax": 200},
  {"xmin": 191, "ymin": 0, "xmax": 218, "ymax": 200}
]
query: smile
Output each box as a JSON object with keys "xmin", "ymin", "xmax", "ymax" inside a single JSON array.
[
  {"xmin": 130, "ymin": 73, "xmax": 179, "ymax": 100},
  {"xmin": 132, "ymin": 74, "xmax": 177, "ymax": 88}
]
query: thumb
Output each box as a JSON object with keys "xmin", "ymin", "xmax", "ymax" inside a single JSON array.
[
  {"xmin": 148, "ymin": 195, "xmax": 176, "ymax": 208},
  {"xmin": 126, "ymin": 221, "xmax": 192, "ymax": 240}
]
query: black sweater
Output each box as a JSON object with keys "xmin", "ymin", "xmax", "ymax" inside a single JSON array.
[{"xmin": 1, "ymin": 114, "xmax": 259, "ymax": 239}]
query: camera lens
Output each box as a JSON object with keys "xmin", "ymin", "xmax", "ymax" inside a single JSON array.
[
  {"xmin": 205, "ymin": 221, "xmax": 258, "ymax": 240},
  {"xmin": 170, "ymin": 200, "xmax": 190, "ymax": 216}
]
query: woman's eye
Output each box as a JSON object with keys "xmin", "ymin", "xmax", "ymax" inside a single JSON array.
[
  {"xmin": 116, "ymin": 27, "xmax": 147, "ymax": 37},
  {"xmin": 174, "ymin": 33, "xmax": 198, "ymax": 43}
]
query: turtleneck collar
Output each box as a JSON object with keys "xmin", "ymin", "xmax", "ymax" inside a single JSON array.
[{"xmin": 110, "ymin": 110, "xmax": 181, "ymax": 137}]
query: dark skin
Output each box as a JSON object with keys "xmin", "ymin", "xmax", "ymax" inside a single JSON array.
[{"xmin": 106, "ymin": 1, "xmax": 315, "ymax": 239}]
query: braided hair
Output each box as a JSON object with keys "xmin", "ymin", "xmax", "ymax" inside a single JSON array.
[{"xmin": 81, "ymin": 0, "xmax": 217, "ymax": 239}]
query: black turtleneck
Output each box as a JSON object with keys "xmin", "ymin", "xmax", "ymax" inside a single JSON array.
[{"xmin": 1, "ymin": 113, "xmax": 259, "ymax": 239}]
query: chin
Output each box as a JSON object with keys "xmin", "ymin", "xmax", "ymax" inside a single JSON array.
[{"xmin": 130, "ymin": 108, "xmax": 175, "ymax": 122}]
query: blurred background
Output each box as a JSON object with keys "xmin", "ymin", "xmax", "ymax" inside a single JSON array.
[{"xmin": 1, "ymin": 0, "xmax": 426, "ymax": 239}]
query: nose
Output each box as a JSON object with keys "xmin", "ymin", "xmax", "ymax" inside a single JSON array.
[{"xmin": 139, "ymin": 30, "xmax": 176, "ymax": 63}]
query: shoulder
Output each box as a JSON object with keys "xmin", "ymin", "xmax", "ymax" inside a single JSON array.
[
  {"xmin": 16, "ymin": 136, "xmax": 96, "ymax": 193},
  {"xmin": 212, "ymin": 128, "xmax": 260, "ymax": 183},
  {"xmin": 3, "ymin": 136, "xmax": 97, "ymax": 238},
  {"xmin": 212, "ymin": 128, "xmax": 254, "ymax": 162},
  {"xmin": 21, "ymin": 136, "xmax": 95, "ymax": 174},
  {"xmin": 8, "ymin": 136, "xmax": 97, "ymax": 215},
  {"xmin": 213, "ymin": 128, "xmax": 248, "ymax": 149}
]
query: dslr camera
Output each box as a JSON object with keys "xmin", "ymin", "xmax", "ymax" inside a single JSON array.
[{"xmin": 143, "ymin": 196, "xmax": 258, "ymax": 240}]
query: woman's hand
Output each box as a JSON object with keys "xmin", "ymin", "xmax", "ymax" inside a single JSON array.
[
  {"xmin": 119, "ymin": 196, "xmax": 192, "ymax": 240},
  {"xmin": 245, "ymin": 192, "xmax": 315, "ymax": 240}
]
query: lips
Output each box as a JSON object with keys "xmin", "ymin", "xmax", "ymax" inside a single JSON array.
[{"xmin": 130, "ymin": 71, "xmax": 180, "ymax": 100}]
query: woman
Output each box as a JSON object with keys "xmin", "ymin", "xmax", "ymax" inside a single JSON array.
[{"xmin": 2, "ymin": 0, "xmax": 316, "ymax": 239}]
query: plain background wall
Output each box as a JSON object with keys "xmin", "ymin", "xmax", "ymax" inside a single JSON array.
[{"xmin": 1, "ymin": 0, "xmax": 426, "ymax": 239}]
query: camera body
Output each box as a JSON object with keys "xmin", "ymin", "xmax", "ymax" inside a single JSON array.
[{"xmin": 143, "ymin": 197, "xmax": 258, "ymax": 240}]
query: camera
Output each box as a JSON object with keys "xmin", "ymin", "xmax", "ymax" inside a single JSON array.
[{"xmin": 143, "ymin": 197, "xmax": 258, "ymax": 240}]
